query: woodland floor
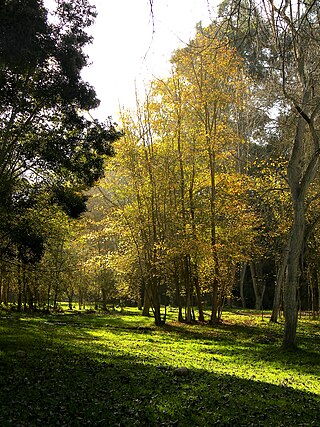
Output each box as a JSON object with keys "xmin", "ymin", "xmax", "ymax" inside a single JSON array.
[{"xmin": 0, "ymin": 307, "xmax": 319, "ymax": 426}]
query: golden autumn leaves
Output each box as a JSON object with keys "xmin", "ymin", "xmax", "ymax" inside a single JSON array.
[{"xmin": 91, "ymin": 26, "xmax": 261, "ymax": 321}]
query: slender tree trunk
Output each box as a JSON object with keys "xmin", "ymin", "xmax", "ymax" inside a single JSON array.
[
  {"xmin": 0, "ymin": 269, "xmax": 2, "ymax": 305},
  {"xmin": 151, "ymin": 280, "xmax": 162, "ymax": 326},
  {"xmin": 137, "ymin": 285, "xmax": 142, "ymax": 310},
  {"xmin": 185, "ymin": 256, "xmax": 192, "ymax": 323},
  {"xmin": 271, "ymin": 278, "xmax": 282, "ymax": 323},
  {"xmin": 68, "ymin": 295, "xmax": 73, "ymax": 310},
  {"xmin": 53, "ymin": 290, "xmax": 58, "ymax": 310},
  {"xmin": 239, "ymin": 262, "xmax": 247, "ymax": 308},
  {"xmin": 78, "ymin": 289, "xmax": 82, "ymax": 310},
  {"xmin": 250, "ymin": 261, "xmax": 265, "ymax": 310},
  {"xmin": 3, "ymin": 279, "xmax": 8, "ymax": 306},
  {"xmin": 17, "ymin": 262, "xmax": 22, "ymax": 312},
  {"xmin": 207, "ymin": 106, "xmax": 220, "ymax": 324},
  {"xmin": 270, "ymin": 254, "xmax": 287, "ymax": 323},
  {"xmin": 22, "ymin": 264, "xmax": 27, "ymax": 311},
  {"xmin": 194, "ymin": 264, "xmax": 205, "ymax": 322},
  {"xmin": 317, "ymin": 271, "xmax": 320, "ymax": 316},
  {"xmin": 211, "ymin": 273, "xmax": 219, "ymax": 323},
  {"xmin": 175, "ymin": 268, "xmax": 184, "ymax": 322}
]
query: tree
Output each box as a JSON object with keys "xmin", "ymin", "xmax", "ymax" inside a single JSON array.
[
  {"xmin": 219, "ymin": 0, "xmax": 320, "ymax": 348},
  {"xmin": 0, "ymin": 0, "xmax": 120, "ymax": 260},
  {"xmin": 171, "ymin": 25, "xmax": 251, "ymax": 322},
  {"xmin": 87, "ymin": 26, "xmax": 258, "ymax": 326}
]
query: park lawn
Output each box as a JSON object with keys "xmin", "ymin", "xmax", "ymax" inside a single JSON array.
[{"xmin": 0, "ymin": 308, "xmax": 319, "ymax": 426}]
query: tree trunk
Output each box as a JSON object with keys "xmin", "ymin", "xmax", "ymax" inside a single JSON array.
[
  {"xmin": 17, "ymin": 262, "xmax": 22, "ymax": 312},
  {"xmin": 151, "ymin": 282, "xmax": 162, "ymax": 326},
  {"xmin": 2, "ymin": 279, "xmax": 8, "ymax": 306},
  {"xmin": 207, "ymin": 112, "xmax": 220, "ymax": 324},
  {"xmin": 283, "ymin": 201, "xmax": 305, "ymax": 348},
  {"xmin": 239, "ymin": 262, "xmax": 247, "ymax": 308},
  {"xmin": 0, "ymin": 269, "xmax": 2, "ymax": 305},
  {"xmin": 210, "ymin": 273, "xmax": 219, "ymax": 323},
  {"xmin": 175, "ymin": 271, "xmax": 184, "ymax": 322},
  {"xmin": 47, "ymin": 283, "xmax": 51, "ymax": 312},
  {"xmin": 22, "ymin": 264, "xmax": 27, "ymax": 311},
  {"xmin": 142, "ymin": 285, "xmax": 151, "ymax": 316},
  {"xmin": 316, "ymin": 271, "xmax": 320, "ymax": 315},
  {"xmin": 283, "ymin": 101, "xmax": 314, "ymax": 347},
  {"xmin": 184, "ymin": 256, "xmax": 192, "ymax": 323},
  {"xmin": 249, "ymin": 261, "xmax": 265, "ymax": 310},
  {"xmin": 27, "ymin": 285, "xmax": 34, "ymax": 310},
  {"xmin": 67, "ymin": 291, "xmax": 74, "ymax": 310},
  {"xmin": 194, "ymin": 264, "xmax": 205, "ymax": 322},
  {"xmin": 270, "ymin": 254, "xmax": 287, "ymax": 323},
  {"xmin": 78, "ymin": 289, "xmax": 83, "ymax": 310},
  {"xmin": 101, "ymin": 287, "xmax": 107, "ymax": 311}
]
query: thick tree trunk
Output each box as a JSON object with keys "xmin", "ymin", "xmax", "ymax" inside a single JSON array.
[
  {"xmin": 27, "ymin": 285, "xmax": 34, "ymax": 310},
  {"xmin": 101, "ymin": 287, "xmax": 107, "ymax": 311},
  {"xmin": 283, "ymin": 201, "xmax": 305, "ymax": 348},
  {"xmin": 68, "ymin": 296, "xmax": 73, "ymax": 310},
  {"xmin": 151, "ymin": 283, "xmax": 162, "ymax": 326},
  {"xmin": 67, "ymin": 290, "xmax": 74, "ymax": 310}
]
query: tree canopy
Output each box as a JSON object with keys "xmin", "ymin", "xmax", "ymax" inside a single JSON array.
[{"xmin": 0, "ymin": 0, "xmax": 121, "ymax": 262}]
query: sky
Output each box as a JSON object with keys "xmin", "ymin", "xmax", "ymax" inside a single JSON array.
[
  {"xmin": 79, "ymin": 0, "xmax": 220, "ymax": 122},
  {"xmin": 45, "ymin": 0, "xmax": 220, "ymax": 121}
]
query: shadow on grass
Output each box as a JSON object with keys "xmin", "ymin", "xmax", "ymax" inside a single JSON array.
[
  {"xmin": 0, "ymin": 314, "xmax": 319, "ymax": 426},
  {"xmin": 2, "ymin": 311, "xmax": 319, "ymax": 384},
  {"xmin": 162, "ymin": 321, "xmax": 320, "ymax": 379}
]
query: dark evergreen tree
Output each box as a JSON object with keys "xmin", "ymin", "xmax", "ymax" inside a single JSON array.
[{"xmin": 0, "ymin": 0, "xmax": 121, "ymax": 260}]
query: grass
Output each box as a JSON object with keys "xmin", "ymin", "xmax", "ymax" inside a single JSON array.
[{"xmin": 0, "ymin": 307, "xmax": 319, "ymax": 426}]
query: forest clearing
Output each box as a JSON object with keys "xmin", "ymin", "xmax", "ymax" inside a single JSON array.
[
  {"xmin": 1, "ymin": 0, "xmax": 320, "ymax": 424},
  {"xmin": 0, "ymin": 307, "xmax": 319, "ymax": 426}
]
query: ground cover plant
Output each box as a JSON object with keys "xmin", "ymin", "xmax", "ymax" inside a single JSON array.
[{"xmin": 0, "ymin": 308, "xmax": 319, "ymax": 426}]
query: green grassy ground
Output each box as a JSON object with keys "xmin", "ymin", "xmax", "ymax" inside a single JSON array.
[{"xmin": 0, "ymin": 308, "xmax": 319, "ymax": 426}]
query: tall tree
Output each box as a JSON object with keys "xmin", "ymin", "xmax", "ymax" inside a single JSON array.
[
  {"xmin": 90, "ymin": 28, "xmax": 257, "ymax": 325},
  {"xmin": 171, "ymin": 25, "xmax": 249, "ymax": 322},
  {"xmin": 219, "ymin": 0, "xmax": 320, "ymax": 347},
  {"xmin": 0, "ymin": 0, "xmax": 120, "ymax": 260}
]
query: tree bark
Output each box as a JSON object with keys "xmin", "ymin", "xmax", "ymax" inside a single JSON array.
[
  {"xmin": 175, "ymin": 267, "xmax": 184, "ymax": 322},
  {"xmin": 239, "ymin": 262, "xmax": 247, "ymax": 308},
  {"xmin": 249, "ymin": 261, "xmax": 265, "ymax": 310},
  {"xmin": 271, "ymin": 252, "xmax": 287, "ymax": 323},
  {"xmin": 184, "ymin": 256, "xmax": 192, "ymax": 323},
  {"xmin": 194, "ymin": 264, "xmax": 205, "ymax": 322},
  {"xmin": 142, "ymin": 287, "xmax": 151, "ymax": 316},
  {"xmin": 283, "ymin": 200, "xmax": 305, "ymax": 348}
]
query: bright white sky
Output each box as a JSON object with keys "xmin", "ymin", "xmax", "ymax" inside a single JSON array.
[{"xmin": 46, "ymin": 0, "xmax": 220, "ymax": 121}]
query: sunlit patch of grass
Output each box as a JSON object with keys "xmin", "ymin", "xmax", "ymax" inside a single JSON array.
[{"xmin": 0, "ymin": 307, "xmax": 319, "ymax": 426}]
